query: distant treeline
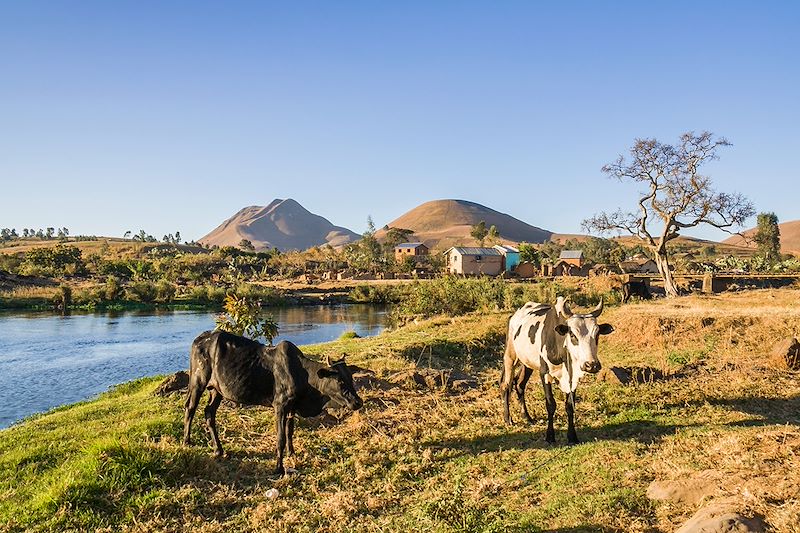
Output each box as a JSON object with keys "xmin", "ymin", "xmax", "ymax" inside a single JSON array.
[{"xmin": 1, "ymin": 227, "xmax": 73, "ymax": 241}]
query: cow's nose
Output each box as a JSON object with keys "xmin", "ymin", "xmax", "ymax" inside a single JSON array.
[{"xmin": 582, "ymin": 361, "xmax": 601, "ymax": 373}]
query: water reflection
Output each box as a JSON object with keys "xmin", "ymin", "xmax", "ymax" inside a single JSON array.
[{"xmin": 0, "ymin": 304, "xmax": 386, "ymax": 428}]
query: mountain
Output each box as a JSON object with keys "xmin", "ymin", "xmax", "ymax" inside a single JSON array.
[
  {"xmin": 723, "ymin": 219, "xmax": 800, "ymax": 253},
  {"xmin": 375, "ymin": 199, "xmax": 553, "ymax": 249},
  {"xmin": 199, "ymin": 199, "xmax": 360, "ymax": 251}
]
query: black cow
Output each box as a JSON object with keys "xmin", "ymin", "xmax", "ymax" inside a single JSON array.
[
  {"xmin": 183, "ymin": 330, "xmax": 363, "ymax": 475},
  {"xmin": 622, "ymin": 280, "xmax": 652, "ymax": 303}
]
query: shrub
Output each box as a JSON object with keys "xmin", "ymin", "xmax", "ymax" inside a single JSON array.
[
  {"xmin": 189, "ymin": 285, "xmax": 226, "ymax": 305},
  {"xmin": 104, "ymin": 276, "xmax": 123, "ymax": 301},
  {"xmin": 231, "ymin": 283, "xmax": 283, "ymax": 305},
  {"xmin": 215, "ymin": 294, "xmax": 278, "ymax": 344},
  {"xmin": 155, "ymin": 280, "xmax": 176, "ymax": 303},
  {"xmin": 349, "ymin": 284, "xmax": 403, "ymax": 303},
  {"xmin": 126, "ymin": 281, "xmax": 157, "ymax": 303},
  {"xmin": 394, "ymin": 277, "xmax": 507, "ymax": 318},
  {"xmin": 20, "ymin": 244, "xmax": 85, "ymax": 277},
  {"xmin": 72, "ymin": 287, "xmax": 103, "ymax": 307},
  {"xmin": 0, "ymin": 253, "xmax": 23, "ymax": 274},
  {"xmin": 391, "ymin": 277, "xmax": 619, "ymax": 319},
  {"xmin": 55, "ymin": 284, "xmax": 72, "ymax": 309}
]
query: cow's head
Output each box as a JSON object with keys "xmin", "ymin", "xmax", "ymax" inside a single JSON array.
[
  {"xmin": 554, "ymin": 298, "xmax": 614, "ymax": 374},
  {"xmin": 317, "ymin": 355, "xmax": 363, "ymax": 410}
]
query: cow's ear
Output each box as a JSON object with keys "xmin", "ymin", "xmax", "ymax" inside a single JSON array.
[
  {"xmin": 598, "ymin": 323, "xmax": 615, "ymax": 335},
  {"xmin": 317, "ymin": 368, "xmax": 338, "ymax": 379},
  {"xmin": 555, "ymin": 324, "xmax": 570, "ymax": 336}
]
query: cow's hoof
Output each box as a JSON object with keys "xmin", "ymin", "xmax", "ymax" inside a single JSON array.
[
  {"xmin": 567, "ymin": 437, "xmax": 580, "ymax": 446},
  {"xmin": 273, "ymin": 467, "xmax": 286, "ymax": 477},
  {"xmin": 213, "ymin": 449, "xmax": 225, "ymax": 458}
]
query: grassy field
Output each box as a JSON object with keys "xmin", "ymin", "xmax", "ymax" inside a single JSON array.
[{"xmin": 1, "ymin": 290, "xmax": 799, "ymax": 532}]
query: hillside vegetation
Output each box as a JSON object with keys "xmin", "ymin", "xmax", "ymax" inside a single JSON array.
[{"xmin": 1, "ymin": 290, "xmax": 799, "ymax": 532}]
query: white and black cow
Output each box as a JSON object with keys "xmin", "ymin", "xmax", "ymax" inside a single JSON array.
[{"xmin": 500, "ymin": 297, "xmax": 614, "ymax": 444}]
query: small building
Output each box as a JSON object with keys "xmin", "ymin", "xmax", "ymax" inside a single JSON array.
[
  {"xmin": 619, "ymin": 258, "xmax": 659, "ymax": 274},
  {"xmin": 514, "ymin": 261, "xmax": 538, "ymax": 278},
  {"xmin": 444, "ymin": 247, "xmax": 504, "ymax": 276},
  {"xmin": 493, "ymin": 244, "xmax": 520, "ymax": 272},
  {"xmin": 558, "ymin": 250, "xmax": 585, "ymax": 267},
  {"xmin": 394, "ymin": 242, "xmax": 429, "ymax": 263}
]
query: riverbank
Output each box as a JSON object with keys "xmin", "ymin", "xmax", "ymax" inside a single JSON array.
[
  {"xmin": 1, "ymin": 289, "xmax": 799, "ymax": 531},
  {"xmin": 0, "ymin": 281, "xmax": 358, "ymax": 312}
]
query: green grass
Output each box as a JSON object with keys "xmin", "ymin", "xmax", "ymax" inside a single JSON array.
[{"xmin": 2, "ymin": 292, "xmax": 800, "ymax": 532}]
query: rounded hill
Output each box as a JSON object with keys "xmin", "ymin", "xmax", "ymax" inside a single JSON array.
[{"xmin": 376, "ymin": 199, "xmax": 553, "ymax": 249}]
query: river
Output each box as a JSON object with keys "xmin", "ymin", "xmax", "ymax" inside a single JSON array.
[{"xmin": 0, "ymin": 304, "xmax": 387, "ymax": 429}]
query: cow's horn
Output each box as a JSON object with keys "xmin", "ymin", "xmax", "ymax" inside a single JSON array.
[
  {"xmin": 325, "ymin": 354, "xmax": 332, "ymax": 366},
  {"xmin": 590, "ymin": 299, "xmax": 604, "ymax": 317},
  {"xmin": 557, "ymin": 296, "xmax": 573, "ymax": 318}
]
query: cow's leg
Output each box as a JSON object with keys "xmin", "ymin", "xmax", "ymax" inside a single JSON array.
[
  {"xmin": 204, "ymin": 389, "xmax": 224, "ymax": 457},
  {"xmin": 183, "ymin": 377, "xmax": 205, "ymax": 446},
  {"xmin": 274, "ymin": 403, "xmax": 288, "ymax": 476},
  {"xmin": 500, "ymin": 343, "xmax": 517, "ymax": 425},
  {"xmin": 285, "ymin": 413, "xmax": 296, "ymax": 457},
  {"xmin": 515, "ymin": 365, "xmax": 535, "ymax": 424},
  {"xmin": 541, "ymin": 374, "xmax": 557, "ymax": 444},
  {"xmin": 565, "ymin": 391, "xmax": 579, "ymax": 445}
]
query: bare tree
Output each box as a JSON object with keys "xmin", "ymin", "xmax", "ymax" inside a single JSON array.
[{"xmin": 583, "ymin": 131, "xmax": 754, "ymax": 297}]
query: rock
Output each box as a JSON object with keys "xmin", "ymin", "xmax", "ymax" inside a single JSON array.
[
  {"xmin": 153, "ymin": 371, "xmax": 189, "ymax": 396},
  {"xmin": 646, "ymin": 474, "xmax": 717, "ymax": 505},
  {"xmin": 675, "ymin": 500, "xmax": 765, "ymax": 533},
  {"xmin": 770, "ymin": 337, "xmax": 800, "ymax": 370}
]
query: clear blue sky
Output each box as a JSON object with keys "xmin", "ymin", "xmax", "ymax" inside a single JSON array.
[{"xmin": 1, "ymin": 1, "xmax": 798, "ymax": 242}]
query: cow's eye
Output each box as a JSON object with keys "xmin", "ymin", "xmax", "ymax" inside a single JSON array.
[{"xmin": 569, "ymin": 332, "xmax": 578, "ymax": 345}]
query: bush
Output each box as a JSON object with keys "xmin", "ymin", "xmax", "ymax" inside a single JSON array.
[
  {"xmin": 394, "ymin": 277, "xmax": 507, "ymax": 318},
  {"xmin": 349, "ymin": 284, "xmax": 403, "ymax": 303},
  {"xmin": 215, "ymin": 294, "xmax": 279, "ymax": 344},
  {"xmin": 231, "ymin": 283, "xmax": 283, "ymax": 305},
  {"xmin": 391, "ymin": 277, "xmax": 619, "ymax": 320},
  {"xmin": 104, "ymin": 276, "xmax": 123, "ymax": 301},
  {"xmin": 72, "ymin": 287, "xmax": 103, "ymax": 307},
  {"xmin": 126, "ymin": 281, "xmax": 157, "ymax": 303},
  {"xmin": 189, "ymin": 284, "xmax": 226, "ymax": 305},
  {"xmin": 55, "ymin": 284, "xmax": 72, "ymax": 309},
  {"xmin": 19, "ymin": 244, "xmax": 85, "ymax": 277},
  {"xmin": 0, "ymin": 253, "xmax": 23, "ymax": 274},
  {"xmin": 155, "ymin": 280, "xmax": 176, "ymax": 303}
]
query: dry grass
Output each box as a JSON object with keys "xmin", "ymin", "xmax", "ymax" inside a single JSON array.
[{"xmin": 1, "ymin": 289, "xmax": 799, "ymax": 532}]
